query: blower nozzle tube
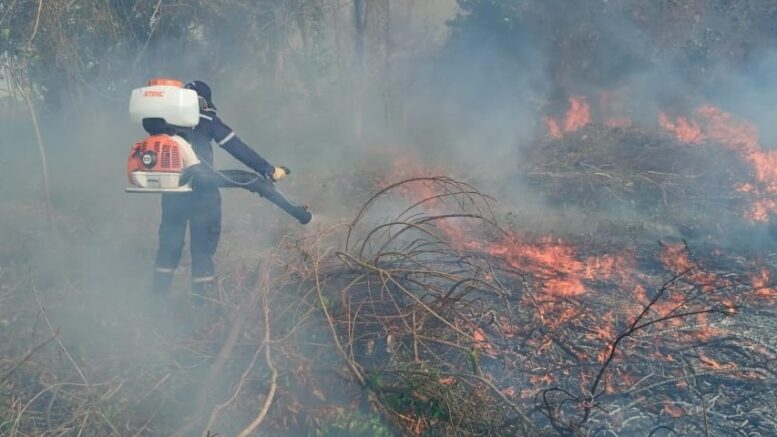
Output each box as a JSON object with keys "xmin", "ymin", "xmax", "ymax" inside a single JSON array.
[{"xmin": 183, "ymin": 166, "xmax": 312, "ymax": 224}]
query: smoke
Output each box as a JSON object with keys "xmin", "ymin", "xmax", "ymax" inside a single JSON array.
[{"xmin": 4, "ymin": 0, "xmax": 777, "ymax": 433}]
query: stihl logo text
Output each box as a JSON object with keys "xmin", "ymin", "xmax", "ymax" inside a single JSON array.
[{"xmin": 143, "ymin": 90, "xmax": 165, "ymax": 97}]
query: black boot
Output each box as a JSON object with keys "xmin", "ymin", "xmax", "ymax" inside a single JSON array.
[
  {"xmin": 151, "ymin": 268, "xmax": 175, "ymax": 295},
  {"xmin": 191, "ymin": 276, "xmax": 217, "ymax": 306}
]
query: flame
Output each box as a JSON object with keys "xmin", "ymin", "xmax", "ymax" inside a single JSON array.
[
  {"xmin": 545, "ymin": 96, "xmax": 591, "ymax": 138},
  {"xmin": 659, "ymin": 243, "xmax": 721, "ymax": 289},
  {"xmin": 488, "ymin": 236, "xmax": 630, "ymax": 296},
  {"xmin": 659, "ymin": 243, "xmax": 695, "ymax": 273},
  {"xmin": 699, "ymin": 350, "xmax": 736, "ymax": 370},
  {"xmin": 751, "ymin": 268, "xmax": 776, "ymax": 297},
  {"xmin": 586, "ymin": 311, "xmax": 616, "ymax": 343},
  {"xmin": 696, "ymin": 105, "xmax": 759, "ymax": 155},
  {"xmin": 530, "ymin": 373, "xmax": 555, "ymax": 386},
  {"xmin": 660, "ymin": 105, "xmax": 777, "ymax": 222},
  {"xmin": 545, "ymin": 118, "xmax": 563, "ymax": 139},
  {"xmin": 439, "ymin": 376, "xmax": 456, "ymax": 386},
  {"xmin": 658, "ymin": 113, "xmax": 703, "ymax": 144},
  {"xmin": 663, "ymin": 403, "xmax": 684, "ymax": 418},
  {"xmin": 378, "ymin": 154, "xmax": 475, "ymax": 246},
  {"xmin": 565, "ymin": 97, "xmax": 591, "ymax": 132},
  {"xmin": 374, "ymin": 143, "xmax": 771, "ymax": 411}
]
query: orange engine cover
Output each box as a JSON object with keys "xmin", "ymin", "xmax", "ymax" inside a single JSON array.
[{"xmin": 127, "ymin": 134, "xmax": 185, "ymax": 181}]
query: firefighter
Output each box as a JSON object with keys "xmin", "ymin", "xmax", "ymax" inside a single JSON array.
[{"xmin": 151, "ymin": 80, "xmax": 287, "ymax": 299}]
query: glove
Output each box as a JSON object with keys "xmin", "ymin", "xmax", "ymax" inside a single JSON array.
[{"xmin": 271, "ymin": 166, "xmax": 288, "ymax": 181}]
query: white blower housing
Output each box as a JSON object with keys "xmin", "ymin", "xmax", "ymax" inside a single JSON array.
[{"xmin": 126, "ymin": 79, "xmax": 201, "ymax": 193}]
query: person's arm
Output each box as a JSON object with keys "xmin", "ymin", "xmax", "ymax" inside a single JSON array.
[{"xmin": 207, "ymin": 114, "xmax": 278, "ymax": 178}]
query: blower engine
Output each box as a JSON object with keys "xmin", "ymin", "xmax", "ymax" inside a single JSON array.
[{"xmin": 126, "ymin": 78, "xmax": 312, "ymax": 224}]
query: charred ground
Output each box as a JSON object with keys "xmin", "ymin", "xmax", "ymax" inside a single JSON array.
[{"xmin": 2, "ymin": 1, "xmax": 777, "ymax": 436}]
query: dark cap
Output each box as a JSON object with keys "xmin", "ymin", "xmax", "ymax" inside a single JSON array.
[{"xmin": 185, "ymin": 80, "xmax": 217, "ymax": 110}]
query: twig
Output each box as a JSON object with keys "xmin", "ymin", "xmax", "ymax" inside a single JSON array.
[
  {"xmin": 577, "ymin": 268, "xmax": 694, "ymax": 426},
  {"xmin": 172, "ymin": 261, "xmax": 267, "ymax": 437},
  {"xmin": 202, "ymin": 340, "xmax": 265, "ymax": 434},
  {"xmin": 20, "ymin": 82, "xmax": 52, "ymax": 226},
  {"xmin": 387, "ymin": 369, "xmax": 542, "ymax": 436},
  {"xmin": 30, "ymin": 274, "xmax": 90, "ymax": 390},
  {"xmin": 236, "ymin": 270, "xmax": 278, "ymax": 437},
  {"xmin": 0, "ymin": 331, "xmax": 57, "ymax": 385},
  {"xmin": 315, "ymin": 234, "xmax": 366, "ymax": 385}
]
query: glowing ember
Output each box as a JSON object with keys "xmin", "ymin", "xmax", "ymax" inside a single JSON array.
[
  {"xmin": 751, "ymin": 268, "xmax": 776, "ymax": 297},
  {"xmin": 663, "ymin": 403, "xmax": 684, "ymax": 418},
  {"xmin": 699, "ymin": 350, "xmax": 736, "ymax": 370},
  {"xmin": 659, "ymin": 243, "xmax": 695, "ymax": 273}
]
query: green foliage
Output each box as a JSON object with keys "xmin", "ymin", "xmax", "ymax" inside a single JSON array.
[
  {"xmin": 367, "ymin": 369, "xmax": 451, "ymax": 423},
  {"xmin": 0, "ymin": 0, "xmax": 342, "ymax": 108},
  {"xmin": 312, "ymin": 409, "xmax": 394, "ymax": 437},
  {"xmin": 468, "ymin": 348, "xmax": 481, "ymax": 375}
]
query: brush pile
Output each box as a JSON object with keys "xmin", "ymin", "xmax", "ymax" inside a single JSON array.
[
  {"xmin": 522, "ymin": 123, "xmax": 749, "ymax": 216},
  {"xmin": 2, "ymin": 175, "xmax": 777, "ymax": 436},
  {"xmin": 309, "ymin": 176, "xmax": 777, "ymax": 436}
]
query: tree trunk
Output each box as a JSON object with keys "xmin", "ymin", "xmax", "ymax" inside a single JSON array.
[{"xmin": 353, "ymin": 0, "xmax": 367, "ymax": 142}]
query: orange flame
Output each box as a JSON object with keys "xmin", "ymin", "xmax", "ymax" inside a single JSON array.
[
  {"xmin": 545, "ymin": 118, "xmax": 563, "ymax": 139},
  {"xmin": 751, "ymin": 268, "xmax": 776, "ymax": 297},
  {"xmin": 663, "ymin": 403, "xmax": 684, "ymax": 418},
  {"xmin": 488, "ymin": 236, "xmax": 630, "ymax": 296},
  {"xmin": 565, "ymin": 97, "xmax": 591, "ymax": 132},
  {"xmin": 658, "ymin": 113, "xmax": 702, "ymax": 144},
  {"xmin": 545, "ymin": 96, "xmax": 591, "ymax": 138},
  {"xmin": 699, "ymin": 350, "xmax": 736, "ymax": 370},
  {"xmin": 660, "ymin": 105, "xmax": 777, "ymax": 222}
]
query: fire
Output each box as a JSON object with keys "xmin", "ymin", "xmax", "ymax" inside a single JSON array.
[
  {"xmin": 488, "ymin": 236, "xmax": 630, "ymax": 296},
  {"xmin": 545, "ymin": 118, "xmax": 563, "ymax": 139},
  {"xmin": 545, "ymin": 96, "xmax": 591, "ymax": 138},
  {"xmin": 751, "ymin": 268, "xmax": 776, "ymax": 297},
  {"xmin": 659, "ymin": 243, "xmax": 694, "ymax": 273},
  {"xmin": 696, "ymin": 105, "xmax": 759, "ymax": 155},
  {"xmin": 660, "ymin": 105, "xmax": 777, "ymax": 222},
  {"xmin": 663, "ymin": 403, "xmax": 684, "ymax": 418},
  {"xmin": 586, "ymin": 311, "xmax": 616, "ymax": 341},
  {"xmin": 659, "ymin": 243, "xmax": 721, "ymax": 289},
  {"xmin": 377, "ymin": 154, "xmax": 477, "ymax": 246},
  {"xmin": 658, "ymin": 113, "xmax": 702, "ymax": 144},
  {"xmin": 699, "ymin": 350, "xmax": 736, "ymax": 370},
  {"xmin": 565, "ymin": 97, "xmax": 591, "ymax": 132}
]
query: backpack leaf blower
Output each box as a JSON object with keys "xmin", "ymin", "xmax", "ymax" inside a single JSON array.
[{"xmin": 125, "ymin": 79, "xmax": 312, "ymax": 225}]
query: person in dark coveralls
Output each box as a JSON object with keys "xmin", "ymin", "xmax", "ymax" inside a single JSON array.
[{"xmin": 151, "ymin": 80, "xmax": 287, "ymax": 298}]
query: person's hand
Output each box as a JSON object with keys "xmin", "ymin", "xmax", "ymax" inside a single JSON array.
[{"xmin": 271, "ymin": 166, "xmax": 288, "ymax": 181}]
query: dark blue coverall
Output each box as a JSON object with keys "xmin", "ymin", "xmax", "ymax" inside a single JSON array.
[{"xmin": 152, "ymin": 105, "xmax": 275, "ymax": 294}]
